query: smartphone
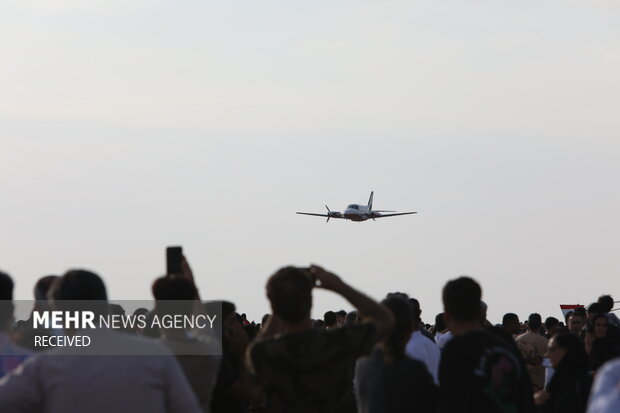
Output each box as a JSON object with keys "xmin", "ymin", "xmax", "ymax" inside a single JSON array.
[{"xmin": 166, "ymin": 246, "xmax": 183, "ymax": 275}]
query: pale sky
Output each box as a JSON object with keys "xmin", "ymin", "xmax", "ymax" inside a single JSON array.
[{"xmin": 1, "ymin": 0, "xmax": 619, "ymax": 324}]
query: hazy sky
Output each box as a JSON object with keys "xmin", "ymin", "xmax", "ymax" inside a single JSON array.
[{"xmin": 2, "ymin": 0, "xmax": 619, "ymax": 324}]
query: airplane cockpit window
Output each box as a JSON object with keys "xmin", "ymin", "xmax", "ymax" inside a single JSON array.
[{"xmin": 347, "ymin": 204, "xmax": 359, "ymax": 210}]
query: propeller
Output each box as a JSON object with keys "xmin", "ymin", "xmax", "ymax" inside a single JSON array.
[{"xmin": 325, "ymin": 205, "xmax": 331, "ymax": 223}]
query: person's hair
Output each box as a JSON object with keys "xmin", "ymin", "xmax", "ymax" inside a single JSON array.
[
  {"xmin": 324, "ymin": 311, "xmax": 337, "ymax": 326},
  {"xmin": 545, "ymin": 316, "xmax": 559, "ymax": 330},
  {"xmin": 597, "ymin": 295, "xmax": 614, "ymax": 313},
  {"xmin": 587, "ymin": 313, "xmax": 608, "ymax": 335},
  {"xmin": 313, "ymin": 319, "xmax": 325, "ymax": 330},
  {"xmin": 0, "ymin": 271, "xmax": 13, "ymax": 301},
  {"xmin": 382, "ymin": 295, "xmax": 413, "ymax": 360},
  {"xmin": 409, "ymin": 298, "xmax": 422, "ymax": 321},
  {"xmin": 442, "ymin": 277, "xmax": 481, "ymax": 322},
  {"xmin": 152, "ymin": 276, "xmax": 198, "ymax": 318},
  {"xmin": 262, "ymin": 313, "xmax": 270, "ymax": 325},
  {"xmin": 51, "ymin": 269, "xmax": 109, "ymax": 317},
  {"xmin": 266, "ymin": 267, "xmax": 313, "ymax": 322},
  {"xmin": 528, "ymin": 313, "xmax": 542, "ymax": 331},
  {"xmin": 587, "ymin": 302, "xmax": 602, "ymax": 314},
  {"xmin": 502, "ymin": 313, "xmax": 519, "ymax": 325},
  {"xmin": 434, "ymin": 313, "xmax": 446, "ymax": 334},
  {"xmin": 0, "ymin": 271, "xmax": 14, "ymax": 329},
  {"xmin": 204, "ymin": 300, "xmax": 236, "ymax": 323},
  {"xmin": 345, "ymin": 310, "xmax": 359, "ymax": 325},
  {"xmin": 34, "ymin": 275, "xmax": 59, "ymax": 301},
  {"xmin": 574, "ymin": 306, "xmax": 586, "ymax": 318},
  {"xmin": 547, "ymin": 332, "xmax": 589, "ymax": 394},
  {"xmin": 337, "ymin": 310, "xmax": 346, "ymax": 317}
]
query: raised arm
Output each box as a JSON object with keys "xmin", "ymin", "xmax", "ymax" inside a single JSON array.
[{"xmin": 310, "ymin": 265, "xmax": 393, "ymax": 341}]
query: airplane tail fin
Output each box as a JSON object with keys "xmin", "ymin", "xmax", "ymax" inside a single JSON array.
[{"xmin": 367, "ymin": 191, "xmax": 374, "ymax": 211}]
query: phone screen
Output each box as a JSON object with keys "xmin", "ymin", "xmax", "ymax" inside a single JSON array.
[{"xmin": 166, "ymin": 246, "xmax": 183, "ymax": 275}]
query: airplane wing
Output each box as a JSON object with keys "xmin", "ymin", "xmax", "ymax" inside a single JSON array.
[
  {"xmin": 373, "ymin": 212, "xmax": 418, "ymax": 218},
  {"xmin": 296, "ymin": 212, "xmax": 345, "ymax": 218}
]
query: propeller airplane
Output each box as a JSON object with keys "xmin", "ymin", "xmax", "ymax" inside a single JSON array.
[{"xmin": 297, "ymin": 192, "xmax": 417, "ymax": 223}]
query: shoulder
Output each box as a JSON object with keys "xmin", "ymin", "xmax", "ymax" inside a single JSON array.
[{"xmin": 515, "ymin": 331, "xmax": 528, "ymax": 341}]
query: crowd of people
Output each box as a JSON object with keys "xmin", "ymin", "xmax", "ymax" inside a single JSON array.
[{"xmin": 0, "ymin": 262, "xmax": 619, "ymax": 412}]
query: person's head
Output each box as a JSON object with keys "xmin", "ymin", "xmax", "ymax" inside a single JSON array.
[
  {"xmin": 33, "ymin": 275, "xmax": 59, "ymax": 312},
  {"xmin": 588, "ymin": 313, "xmax": 608, "ymax": 339},
  {"xmin": 567, "ymin": 313, "xmax": 585, "ymax": 335},
  {"xmin": 587, "ymin": 302, "xmax": 602, "ymax": 320},
  {"xmin": 0, "ymin": 271, "xmax": 14, "ymax": 331},
  {"xmin": 51, "ymin": 269, "xmax": 108, "ymax": 318},
  {"xmin": 502, "ymin": 313, "xmax": 520, "ymax": 335},
  {"xmin": 597, "ymin": 295, "xmax": 614, "ymax": 314},
  {"xmin": 323, "ymin": 311, "xmax": 337, "ymax": 327},
  {"xmin": 336, "ymin": 310, "xmax": 347, "ymax": 325},
  {"xmin": 480, "ymin": 301, "xmax": 488, "ymax": 323},
  {"xmin": 545, "ymin": 316, "xmax": 560, "ymax": 335},
  {"xmin": 345, "ymin": 310, "xmax": 360, "ymax": 325},
  {"xmin": 573, "ymin": 306, "xmax": 586, "ymax": 318},
  {"xmin": 434, "ymin": 313, "xmax": 446, "ymax": 333},
  {"xmin": 381, "ymin": 295, "xmax": 413, "ymax": 360},
  {"xmin": 546, "ymin": 332, "xmax": 588, "ymax": 371},
  {"xmin": 152, "ymin": 276, "xmax": 198, "ymax": 319},
  {"xmin": 442, "ymin": 277, "xmax": 481, "ymax": 328},
  {"xmin": 408, "ymin": 297, "xmax": 422, "ymax": 326},
  {"xmin": 527, "ymin": 313, "xmax": 542, "ymax": 332},
  {"xmin": 266, "ymin": 267, "xmax": 313, "ymax": 323},
  {"xmin": 34, "ymin": 275, "xmax": 59, "ymax": 301},
  {"xmin": 261, "ymin": 313, "xmax": 270, "ymax": 326}
]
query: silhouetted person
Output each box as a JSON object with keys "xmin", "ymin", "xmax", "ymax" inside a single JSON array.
[
  {"xmin": 404, "ymin": 295, "xmax": 440, "ymax": 384},
  {"xmin": 247, "ymin": 265, "xmax": 393, "ymax": 413},
  {"xmin": 153, "ymin": 276, "xmax": 220, "ymax": 413},
  {"xmin": 516, "ymin": 313, "xmax": 549, "ymax": 391},
  {"xmin": 502, "ymin": 313, "xmax": 521, "ymax": 338},
  {"xmin": 355, "ymin": 295, "xmax": 437, "ymax": 413},
  {"xmin": 438, "ymin": 276, "xmax": 534, "ymax": 413}
]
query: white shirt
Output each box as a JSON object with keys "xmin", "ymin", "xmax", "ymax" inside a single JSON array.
[
  {"xmin": 0, "ymin": 329, "xmax": 202, "ymax": 413},
  {"xmin": 435, "ymin": 331, "xmax": 453, "ymax": 350},
  {"xmin": 405, "ymin": 330, "xmax": 441, "ymax": 384},
  {"xmin": 587, "ymin": 358, "xmax": 620, "ymax": 413}
]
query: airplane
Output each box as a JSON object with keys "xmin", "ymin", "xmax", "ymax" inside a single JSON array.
[{"xmin": 296, "ymin": 192, "xmax": 417, "ymax": 222}]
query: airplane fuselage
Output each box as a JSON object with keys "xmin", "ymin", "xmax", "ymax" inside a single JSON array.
[{"xmin": 343, "ymin": 204, "xmax": 371, "ymax": 221}]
